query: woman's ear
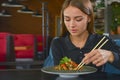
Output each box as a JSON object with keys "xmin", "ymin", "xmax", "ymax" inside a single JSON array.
[
  {"xmin": 87, "ymin": 16, "xmax": 91, "ymax": 23},
  {"xmin": 88, "ymin": 17, "xmax": 91, "ymax": 23}
]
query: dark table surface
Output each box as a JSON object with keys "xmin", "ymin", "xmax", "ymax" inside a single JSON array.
[
  {"xmin": 0, "ymin": 61, "xmax": 44, "ymax": 69},
  {"xmin": 0, "ymin": 68, "xmax": 120, "ymax": 80},
  {"xmin": 0, "ymin": 61, "xmax": 44, "ymax": 66}
]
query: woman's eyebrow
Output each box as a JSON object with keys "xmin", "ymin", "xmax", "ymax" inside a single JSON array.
[
  {"xmin": 64, "ymin": 16, "xmax": 83, "ymax": 18},
  {"xmin": 74, "ymin": 16, "xmax": 83, "ymax": 18},
  {"xmin": 64, "ymin": 16, "xmax": 69, "ymax": 18}
]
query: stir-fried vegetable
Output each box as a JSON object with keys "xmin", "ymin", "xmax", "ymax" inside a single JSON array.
[
  {"xmin": 54, "ymin": 57, "xmax": 78, "ymax": 70},
  {"xmin": 60, "ymin": 57, "xmax": 71, "ymax": 64}
]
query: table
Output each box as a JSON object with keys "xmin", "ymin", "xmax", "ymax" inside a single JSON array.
[
  {"xmin": 0, "ymin": 61, "xmax": 43, "ymax": 66},
  {"xmin": 0, "ymin": 61, "xmax": 44, "ymax": 69},
  {"xmin": 0, "ymin": 69, "xmax": 120, "ymax": 80}
]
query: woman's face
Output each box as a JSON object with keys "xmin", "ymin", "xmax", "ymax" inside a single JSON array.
[{"xmin": 63, "ymin": 6, "xmax": 89, "ymax": 36}]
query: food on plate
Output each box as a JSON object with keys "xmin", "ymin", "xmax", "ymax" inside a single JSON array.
[{"xmin": 54, "ymin": 57, "xmax": 83, "ymax": 70}]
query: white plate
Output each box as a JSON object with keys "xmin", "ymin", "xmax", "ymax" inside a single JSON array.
[{"xmin": 41, "ymin": 66, "xmax": 97, "ymax": 78}]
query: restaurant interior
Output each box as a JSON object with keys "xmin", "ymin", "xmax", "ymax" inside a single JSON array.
[
  {"xmin": 0, "ymin": 0, "xmax": 120, "ymax": 80},
  {"xmin": 0, "ymin": 0, "xmax": 64, "ymax": 69}
]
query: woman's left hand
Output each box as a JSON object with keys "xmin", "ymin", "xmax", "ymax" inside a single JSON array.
[{"xmin": 82, "ymin": 49, "xmax": 114, "ymax": 66}]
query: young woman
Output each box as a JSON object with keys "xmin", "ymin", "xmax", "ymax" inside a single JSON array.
[{"xmin": 48, "ymin": 0, "xmax": 120, "ymax": 72}]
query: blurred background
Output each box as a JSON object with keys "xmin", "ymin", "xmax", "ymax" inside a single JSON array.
[{"xmin": 0, "ymin": 0, "xmax": 120, "ymax": 70}]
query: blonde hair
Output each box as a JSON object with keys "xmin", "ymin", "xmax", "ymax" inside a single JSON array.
[{"xmin": 60, "ymin": 0, "xmax": 94, "ymax": 36}]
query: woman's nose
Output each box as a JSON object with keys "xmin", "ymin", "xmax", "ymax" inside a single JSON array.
[{"xmin": 69, "ymin": 20, "xmax": 75, "ymax": 27}]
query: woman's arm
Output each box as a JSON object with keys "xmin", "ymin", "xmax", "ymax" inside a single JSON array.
[{"xmin": 51, "ymin": 37, "xmax": 64, "ymax": 65}]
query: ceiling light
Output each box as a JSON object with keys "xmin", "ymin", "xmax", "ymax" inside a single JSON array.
[
  {"xmin": 18, "ymin": 0, "xmax": 28, "ymax": 1},
  {"xmin": 17, "ymin": 6, "xmax": 34, "ymax": 14},
  {"xmin": 32, "ymin": 10, "xmax": 42, "ymax": 17},
  {"xmin": 0, "ymin": 10, "xmax": 12, "ymax": 17},
  {"xmin": 1, "ymin": 0, "xmax": 23, "ymax": 7}
]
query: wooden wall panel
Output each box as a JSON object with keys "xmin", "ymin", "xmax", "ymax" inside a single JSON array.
[{"xmin": 0, "ymin": 0, "xmax": 64, "ymax": 37}]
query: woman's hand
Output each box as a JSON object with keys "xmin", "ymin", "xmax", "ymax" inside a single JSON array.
[{"xmin": 82, "ymin": 49, "xmax": 114, "ymax": 66}]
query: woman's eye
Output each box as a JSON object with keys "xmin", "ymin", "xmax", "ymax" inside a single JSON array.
[
  {"xmin": 64, "ymin": 17, "xmax": 84, "ymax": 22},
  {"xmin": 76, "ymin": 18, "xmax": 83, "ymax": 22},
  {"xmin": 64, "ymin": 18, "xmax": 70, "ymax": 21}
]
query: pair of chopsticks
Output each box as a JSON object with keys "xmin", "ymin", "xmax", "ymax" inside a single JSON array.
[{"xmin": 75, "ymin": 36, "xmax": 108, "ymax": 70}]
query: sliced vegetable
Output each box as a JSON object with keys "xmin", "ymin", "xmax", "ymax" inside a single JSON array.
[{"xmin": 55, "ymin": 56, "xmax": 78, "ymax": 70}]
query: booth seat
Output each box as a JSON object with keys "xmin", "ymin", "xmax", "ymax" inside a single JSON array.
[
  {"xmin": 13, "ymin": 34, "xmax": 38, "ymax": 69},
  {"xmin": 14, "ymin": 34, "xmax": 37, "ymax": 59},
  {"xmin": 0, "ymin": 32, "xmax": 15, "ymax": 69},
  {"xmin": 36, "ymin": 35, "xmax": 44, "ymax": 52}
]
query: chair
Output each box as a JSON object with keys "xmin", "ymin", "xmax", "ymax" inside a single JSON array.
[
  {"xmin": 43, "ymin": 37, "xmax": 59, "ymax": 67},
  {"xmin": 36, "ymin": 35, "xmax": 46, "ymax": 60},
  {"xmin": 104, "ymin": 39, "xmax": 120, "ymax": 74},
  {"xmin": 14, "ymin": 34, "xmax": 37, "ymax": 69},
  {"xmin": 105, "ymin": 63, "xmax": 120, "ymax": 74},
  {"xmin": 0, "ymin": 32, "xmax": 15, "ymax": 69},
  {"xmin": 43, "ymin": 47, "xmax": 54, "ymax": 67}
]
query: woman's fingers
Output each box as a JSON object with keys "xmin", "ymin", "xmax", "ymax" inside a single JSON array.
[
  {"xmin": 83, "ymin": 49, "xmax": 112, "ymax": 66},
  {"xmin": 92, "ymin": 57, "xmax": 105, "ymax": 66},
  {"xmin": 95, "ymin": 59, "xmax": 106, "ymax": 66},
  {"xmin": 83, "ymin": 50, "xmax": 99, "ymax": 64}
]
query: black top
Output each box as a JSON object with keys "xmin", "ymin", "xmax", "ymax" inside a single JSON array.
[{"xmin": 50, "ymin": 34, "xmax": 120, "ymax": 71}]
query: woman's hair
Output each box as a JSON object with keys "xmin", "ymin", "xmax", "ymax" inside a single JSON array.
[{"xmin": 60, "ymin": 0, "xmax": 95, "ymax": 37}]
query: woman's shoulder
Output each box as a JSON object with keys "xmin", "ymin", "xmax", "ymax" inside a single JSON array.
[
  {"xmin": 91, "ymin": 33, "xmax": 110, "ymax": 39},
  {"xmin": 51, "ymin": 36, "xmax": 66, "ymax": 43},
  {"xmin": 90, "ymin": 33, "xmax": 114, "ymax": 44},
  {"xmin": 52, "ymin": 36, "xmax": 65, "ymax": 41}
]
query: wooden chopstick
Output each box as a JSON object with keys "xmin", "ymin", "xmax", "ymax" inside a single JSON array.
[
  {"xmin": 92, "ymin": 36, "xmax": 106, "ymax": 50},
  {"xmin": 98, "ymin": 39, "xmax": 108, "ymax": 49},
  {"xmin": 76, "ymin": 62, "xmax": 84, "ymax": 70},
  {"xmin": 75, "ymin": 36, "xmax": 108, "ymax": 70}
]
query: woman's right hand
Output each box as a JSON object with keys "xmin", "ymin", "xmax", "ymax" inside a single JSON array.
[{"xmin": 82, "ymin": 49, "xmax": 114, "ymax": 66}]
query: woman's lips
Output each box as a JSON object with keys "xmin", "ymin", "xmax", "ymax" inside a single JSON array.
[{"xmin": 71, "ymin": 29, "xmax": 77, "ymax": 33}]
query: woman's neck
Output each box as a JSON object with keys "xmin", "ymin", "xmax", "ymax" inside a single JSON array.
[{"xmin": 70, "ymin": 31, "xmax": 89, "ymax": 48}]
